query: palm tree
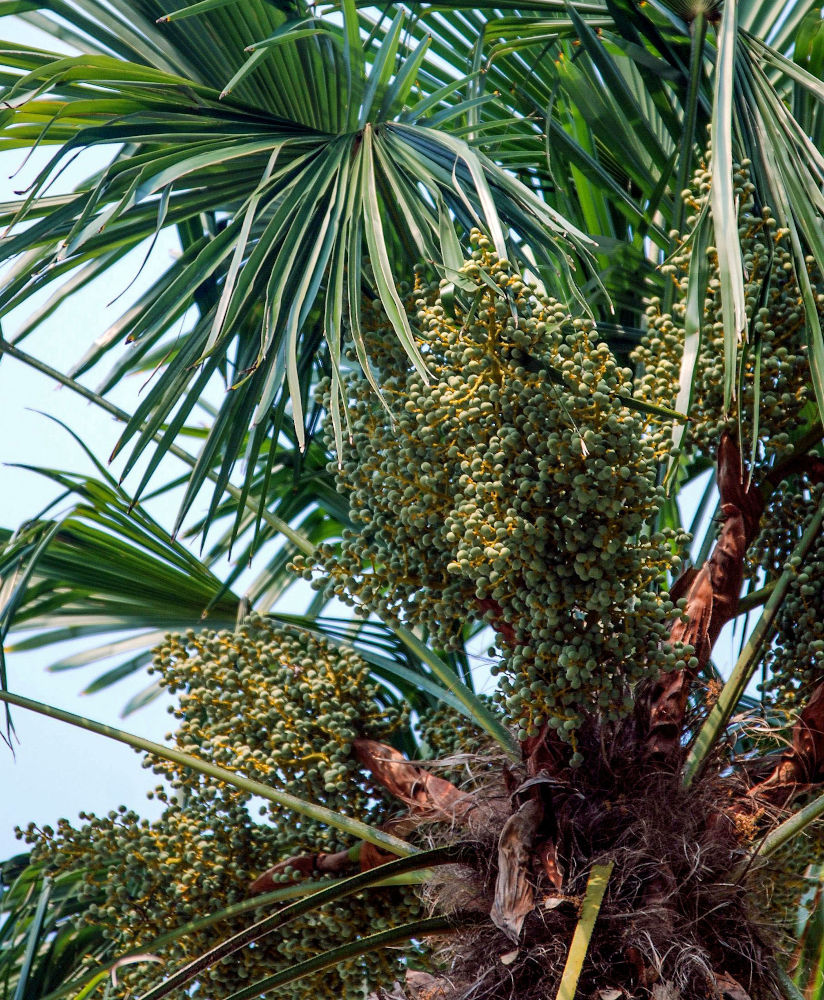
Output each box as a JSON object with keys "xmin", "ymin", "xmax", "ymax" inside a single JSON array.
[{"xmin": 2, "ymin": 1, "xmax": 824, "ymax": 998}]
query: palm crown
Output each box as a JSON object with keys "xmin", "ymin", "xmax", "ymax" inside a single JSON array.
[{"xmin": 2, "ymin": 2, "xmax": 824, "ymax": 998}]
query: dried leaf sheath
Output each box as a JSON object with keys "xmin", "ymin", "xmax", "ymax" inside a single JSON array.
[
  {"xmin": 490, "ymin": 799, "xmax": 543, "ymax": 943},
  {"xmin": 646, "ymin": 432, "xmax": 764, "ymax": 756},
  {"xmin": 249, "ymin": 848, "xmax": 357, "ymax": 894},
  {"xmin": 352, "ymin": 738, "xmax": 477, "ymax": 823},
  {"xmin": 749, "ymin": 682, "xmax": 824, "ymax": 805}
]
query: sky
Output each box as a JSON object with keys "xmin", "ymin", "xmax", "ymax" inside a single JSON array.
[
  {"xmin": 0, "ymin": 12, "xmax": 201, "ymax": 858},
  {"xmin": 0, "ymin": 207, "xmax": 185, "ymax": 857}
]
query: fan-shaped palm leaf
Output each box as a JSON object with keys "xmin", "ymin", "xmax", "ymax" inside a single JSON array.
[{"xmin": 0, "ymin": 0, "xmax": 594, "ymax": 542}]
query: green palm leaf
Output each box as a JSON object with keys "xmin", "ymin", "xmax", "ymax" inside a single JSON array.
[
  {"xmin": 0, "ymin": 1, "xmax": 593, "ymax": 540},
  {"xmin": 223, "ymin": 914, "xmax": 482, "ymax": 1000},
  {"xmin": 0, "ymin": 689, "xmax": 417, "ymax": 856},
  {"xmin": 0, "ymin": 857, "xmax": 112, "ymax": 1000}
]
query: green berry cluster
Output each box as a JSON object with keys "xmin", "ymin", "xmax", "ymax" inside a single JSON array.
[
  {"xmin": 299, "ymin": 234, "xmax": 679, "ymax": 745},
  {"xmin": 757, "ymin": 483, "xmax": 824, "ymax": 708},
  {"xmin": 635, "ymin": 156, "xmax": 812, "ymax": 465},
  {"xmin": 18, "ymin": 618, "xmax": 420, "ymax": 1000},
  {"xmin": 748, "ymin": 477, "xmax": 822, "ymax": 582},
  {"xmin": 417, "ymin": 701, "xmax": 491, "ymax": 762},
  {"xmin": 767, "ymin": 818, "xmax": 824, "ymax": 933},
  {"xmin": 415, "ymin": 701, "xmax": 497, "ymax": 786},
  {"xmin": 149, "ymin": 613, "xmax": 407, "ymax": 827}
]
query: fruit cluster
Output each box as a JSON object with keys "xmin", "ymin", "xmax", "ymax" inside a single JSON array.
[
  {"xmin": 298, "ymin": 235, "xmax": 681, "ymax": 749},
  {"xmin": 149, "ymin": 615, "xmax": 407, "ymax": 825},
  {"xmin": 756, "ymin": 481, "xmax": 824, "ymax": 708},
  {"xmin": 635, "ymin": 156, "xmax": 813, "ymax": 466},
  {"xmin": 18, "ymin": 618, "xmax": 420, "ymax": 999}
]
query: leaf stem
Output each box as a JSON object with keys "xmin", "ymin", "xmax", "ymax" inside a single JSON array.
[
  {"xmin": 664, "ymin": 10, "xmax": 707, "ymax": 314},
  {"xmin": 736, "ymin": 581, "xmax": 775, "ymax": 614},
  {"xmin": 738, "ymin": 789, "xmax": 824, "ymax": 878},
  {"xmin": 0, "ymin": 689, "xmax": 415, "ymax": 856},
  {"xmin": 555, "ymin": 862, "xmax": 614, "ymax": 1000},
  {"xmin": 394, "ymin": 625, "xmax": 518, "ymax": 759},
  {"xmin": 141, "ymin": 845, "xmax": 470, "ymax": 1000},
  {"xmin": 222, "ymin": 914, "xmax": 484, "ymax": 1000},
  {"xmin": 683, "ymin": 493, "xmax": 824, "ymax": 786}
]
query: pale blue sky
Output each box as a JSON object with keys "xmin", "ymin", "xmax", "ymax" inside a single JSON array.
[
  {"xmin": 0, "ymin": 205, "xmax": 183, "ymax": 856},
  {"xmin": 0, "ymin": 12, "xmax": 198, "ymax": 854}
]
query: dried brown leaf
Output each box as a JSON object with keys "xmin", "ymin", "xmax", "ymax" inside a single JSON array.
[
  {"xmin": 248, "ymin": 847, "xmax": 354, "ymax": 893},
  {"xmin": 490, "ymin": 798, "xmax": 543, "ymax": 943},
  {"xmin": 354, "ymin": 738, "xmax": 475, "ymax": 823},
  {"xmin": 406, "ymin": 970, "xmax": 450, "ymax": 1000},
  {"xmin": 749, "ymin": 681, "xmax": 824, "ymax": 804},
  {"xmin": 542, "ymin": 895, "xmax": 565, "ymax": 910},
  {"xmin": 715, "ymin": 971, "xmax": 752, "ymax": 1000}
]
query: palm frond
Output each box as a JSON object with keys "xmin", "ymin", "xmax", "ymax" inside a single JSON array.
[
  {"xmin": 0, "ymin": 2, "xmax": 593, "ymax": 541},
  {"xmin": 0, "ymin": 856, "xmax": 112, "ymax": 1000}
]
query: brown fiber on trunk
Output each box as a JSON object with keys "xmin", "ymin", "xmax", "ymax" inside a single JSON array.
[
  {"xmin": 368, "ymin": 970, "xmax": 451, "ymax": 1000},
  {"xmin": 645, "ymin": 432, "xmax": 764, "ymax": 757},
  {"xmin": 748, "ymin": 681, "xmax": 824, "ymax": 806}
]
